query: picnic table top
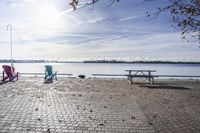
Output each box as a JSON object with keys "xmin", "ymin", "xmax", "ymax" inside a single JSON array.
[{"xmin": 125, "ymin": 70, "xmax": 157, "ymax": 72}]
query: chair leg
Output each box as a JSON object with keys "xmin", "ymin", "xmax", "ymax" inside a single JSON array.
[
  {"xmin": 54, "ymin": 72, "xmax": 57, "ymax": 80},
  {"xmin": 44, "ymin": 75, "xmax": 48, "ymax": 80},
  {"xmin": 2, "ymin": 71, "xmax": 8, "ymax": 81},
  {"xmin": 2, "ymin": 77, "xmax": 8, "ymax": 81},
  {"xmin": 3, "ymin": 71, "xmax": 4, "ymax": 79},
  {"xmin": 17, "ymin": 73, "xmax": 19, "ymax": 80}
]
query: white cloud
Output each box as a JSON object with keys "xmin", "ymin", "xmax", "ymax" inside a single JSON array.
[
  {"xmin": 85, "ymin": 17, "xmax": 106, "ymax": 24},
  {"xmin": 0, "ymin": 0, "xmax": 199, "ymax": 61},
  {"xmin": 118, "ymin": 15, "xmax": 144, "ymax": 22}
]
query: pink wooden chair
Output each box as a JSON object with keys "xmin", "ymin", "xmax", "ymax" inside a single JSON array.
[{"xmin": 2, "ymin": 65, "xmax": 18, "ymax": 81}]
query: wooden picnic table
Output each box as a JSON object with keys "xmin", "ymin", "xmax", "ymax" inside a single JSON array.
[{"xmin": 125, "ymin": 69, "xmax": 157, "ymax": 84}]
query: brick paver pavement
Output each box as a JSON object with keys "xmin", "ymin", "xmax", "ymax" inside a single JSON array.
[{"xmin": 0, "ymin": 78, "xmax": 154, "ymax": 133}]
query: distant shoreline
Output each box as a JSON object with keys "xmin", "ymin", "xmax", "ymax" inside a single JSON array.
[
  {"xmin": 83, "ymin": 60, "xmax": 200, "ymax": 64},
  {"xmin": 0, "ymin": 59, "xmax": 200, "ymax": 64}
]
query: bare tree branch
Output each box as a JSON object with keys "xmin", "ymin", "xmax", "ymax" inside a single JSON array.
[{"xmin": 69, "ymin": 0, "xmax": 200, "ymax": 45}]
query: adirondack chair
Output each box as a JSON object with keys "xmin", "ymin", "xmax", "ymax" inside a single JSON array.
[
  {"xmin": 2, "ymin": 65, "xmax": 19, "ymax": 81},
  {"xmin": 44, "ymin": 65, "xmax": 57, "ymax": 80}
]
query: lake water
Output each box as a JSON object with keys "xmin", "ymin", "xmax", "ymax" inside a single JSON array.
[{"xmin": 0, "ymin": 63, "xmax": 200, "ymax": 78}]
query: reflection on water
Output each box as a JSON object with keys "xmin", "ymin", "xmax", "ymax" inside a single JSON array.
[{"xmin": 0, "ymin": 63, "xmax": 200, "ymax": 77}]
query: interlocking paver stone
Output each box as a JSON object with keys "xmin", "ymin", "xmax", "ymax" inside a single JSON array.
[{"xmin": 0, "ymin": 78, "xmax": 154, "ymax": 133}]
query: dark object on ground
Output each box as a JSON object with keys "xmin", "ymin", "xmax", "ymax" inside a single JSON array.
[
  {"xmin": 47, "ymin": 128, "xmax": 50, "ymax": 133},
  {"xmin": 78, "ymin": 75, "xmax": 85, "ymax": 79},
  {"xmin": 99, "ymin": 123, "xmax": 104, "ymax": 126}
]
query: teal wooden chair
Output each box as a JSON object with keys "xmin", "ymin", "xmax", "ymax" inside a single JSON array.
[{"xmin": 44, "ymin": 65, "xmax": 57, "ymax": 80}]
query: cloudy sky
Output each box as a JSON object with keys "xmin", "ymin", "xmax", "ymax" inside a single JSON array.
[{"xmin": 0, "ymin": 0, "xmax": 199, "ymax": 61}]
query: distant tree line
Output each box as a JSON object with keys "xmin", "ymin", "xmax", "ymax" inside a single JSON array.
[
  {"xmin": 83, "ymin": 60, "xmax": 200, "ymax": 64},
  {"xmin": 0, "ymin": 59, "xmax": 47, "ymax": 63},
  {"xmin": 0, "ymin": 59, "xmax": 199, "ymax": 64},
  {"xmin": 0, "ymin": 59, "xmax": 82, "ymax": 63}
]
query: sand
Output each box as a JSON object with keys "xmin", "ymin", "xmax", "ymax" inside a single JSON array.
[
  {"xmin": 0, "ymin": 77, "xmax": 200, "ymax": 133},
  {"xmin": 130, "ymin": 79, "xmax": 200, "ymax": 132}
]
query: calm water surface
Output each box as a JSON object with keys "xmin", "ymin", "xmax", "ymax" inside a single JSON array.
[{"xmin": 0, "ymin": 63, "xmax": 200, "ymax": 78}]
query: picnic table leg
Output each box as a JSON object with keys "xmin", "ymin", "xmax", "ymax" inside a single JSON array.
[
  {"xmin": 128, "ymin": 71, "xmax": 131, "ymax": 80},
  {"xmin": 127, "ymin": 75, "xmax": 133, "ymax": 84},
  {"xmin": 151, "ymin": 77, "xmax": 154, "ymax": 84},
  {"xmin": 148, "ymin": 72, "xmax": 151, "ymax": 82},
  {"xmin": 130, "ymin": 76, "xmax": 133, "ymax": 84}
]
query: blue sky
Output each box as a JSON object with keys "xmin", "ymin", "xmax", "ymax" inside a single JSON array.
[{"xmin": 0, "ymin": 0, "xmax": 199, "ymax": 61}]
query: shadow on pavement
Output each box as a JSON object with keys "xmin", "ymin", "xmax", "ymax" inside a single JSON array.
[
  {"xmin": 140, "ymin": 84, "xmax": 191, "ymax": 90},
  {"xmin": 44, "ymin": 78, "xmax": 53, "ymax": 84}
]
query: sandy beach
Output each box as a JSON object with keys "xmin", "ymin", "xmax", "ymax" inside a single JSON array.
[{"xmin": 0, "ymin": 77, "xmax": 200, "ymax": 133}]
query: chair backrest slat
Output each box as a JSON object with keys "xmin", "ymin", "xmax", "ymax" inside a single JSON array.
[
  {"xmin": 2, "ymin": 65, "xmax": 12, "ymax": 76},
  {"xmin": 45, "ymin": 65, "xmax": 53, "ymax": 75}
]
